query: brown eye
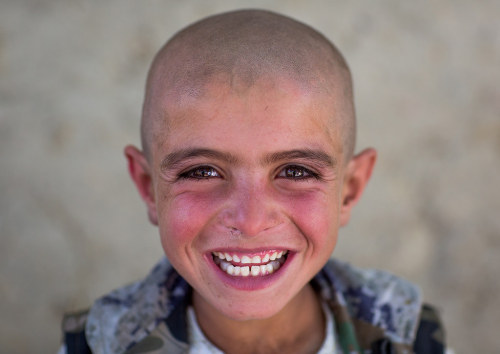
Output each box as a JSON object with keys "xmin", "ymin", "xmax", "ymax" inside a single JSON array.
[
  {"xmin": 277, "ymin": 165, "xmax": 316, "ymax": 180},
  {"xmin": 180, "ymin": 166, "xmax": 220, "ymax": 179}
]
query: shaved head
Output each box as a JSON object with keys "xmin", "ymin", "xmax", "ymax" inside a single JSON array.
[{"xmin": 141, "ymin": 9, "xmax": 355, "ymax": 161}]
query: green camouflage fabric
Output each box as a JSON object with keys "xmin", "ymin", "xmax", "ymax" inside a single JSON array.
[{"xmin": 61, "ymin": 257, "xmax": 446, "ymax": 353}]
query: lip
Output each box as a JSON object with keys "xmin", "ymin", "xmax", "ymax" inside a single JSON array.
[{"xmin": 205, "ymin": 250, "xmax": 294, "ymax": 291}]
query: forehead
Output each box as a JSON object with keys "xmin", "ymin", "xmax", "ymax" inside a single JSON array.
[{"xmin": 151, "ymin": 75, "xmax": 344, "ymax": 161}]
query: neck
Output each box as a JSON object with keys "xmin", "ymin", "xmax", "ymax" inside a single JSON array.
[{"xmin": 192, "ymin": 284, "xmax": 325, "ymax": 354}]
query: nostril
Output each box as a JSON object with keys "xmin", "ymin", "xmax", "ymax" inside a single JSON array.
[
  {"xmin": 229, "ymin": 227, "xmax": 242, "ymax": 237},
  {"xmin": 218, "ymin": 199, "xmax": 283, "ymax": 237}
]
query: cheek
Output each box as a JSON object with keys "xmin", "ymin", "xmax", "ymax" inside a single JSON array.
[
  {"xmin": 157, "ymin": 189, "xmax": 223, "ymax": 252},
  {"xmin": 285, "ymin": 190, "xmax": 340, "ymax": 248}
]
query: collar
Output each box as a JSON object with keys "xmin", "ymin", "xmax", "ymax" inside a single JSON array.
[{"xmin": 85, "ymin": 257, "xmax": 421, "ymax": 353}]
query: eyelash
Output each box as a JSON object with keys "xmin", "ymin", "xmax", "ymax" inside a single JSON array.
[
  {"xmin": 178, "ymin": 165, "xmax": 319, "ymax": 181},
  {"xmin": 276, "ymin": 165, "xmax": 320, "ymax": 181},
  {"xmin": 178, "ymin": 166, "xmax": 221, "ymax": 180}
]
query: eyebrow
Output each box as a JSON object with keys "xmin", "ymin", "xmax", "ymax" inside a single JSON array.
[
  {"xmin": 160, "ymin": 148, "xmax": 239, "ymax": 171},
  {"xmin": 261, "ymin": 149, "xmax": 336, "ymax": 168},
  {"xmin": 160, "ymin": 147, "xmax": 336, "ymax": 171}
]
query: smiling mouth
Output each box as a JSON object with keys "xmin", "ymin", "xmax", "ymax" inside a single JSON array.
[{"xmin": 212, "ymin": 250, "xmax": 289, "ymax": 277}]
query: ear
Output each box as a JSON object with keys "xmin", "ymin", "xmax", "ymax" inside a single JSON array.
[
  {"xmin": 339, "ymin": 148, "xmax": 377, "ymax": 227},
  {"xmin": 124, "ymin": 145, "xmax": 158, "ymax": 225}
]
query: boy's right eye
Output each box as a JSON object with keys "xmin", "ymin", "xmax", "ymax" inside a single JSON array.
[{"xmin": 179, "ymin": 166, "xmax": 221, "ymax": 179}]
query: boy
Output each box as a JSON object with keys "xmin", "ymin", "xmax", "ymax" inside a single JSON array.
[{"xmin": 61, "ymin": 9, "xmax": 446, "ymax": 354}]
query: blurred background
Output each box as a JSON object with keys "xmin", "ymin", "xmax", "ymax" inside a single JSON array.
[{"xmin": 1, "ymin": 0, "xmax": 499, "ymax": 352}]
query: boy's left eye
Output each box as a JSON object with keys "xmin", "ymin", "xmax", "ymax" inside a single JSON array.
[{"xmin": 277, "ymin": 165, "xmax": 317, "ymax": 180}]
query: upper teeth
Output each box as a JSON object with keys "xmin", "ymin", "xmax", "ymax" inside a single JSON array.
[{"xmin": 213, "ymin": 251, "xmax": 287, "ymax": 265}]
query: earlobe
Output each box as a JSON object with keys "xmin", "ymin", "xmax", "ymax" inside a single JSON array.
[
  {"xmin": 339, "ymin": 148, "xmax": 377, "ymax": 227},
  {"xmin": 124, "ymin": 145, "xmax": 158, "ymax": 225}
]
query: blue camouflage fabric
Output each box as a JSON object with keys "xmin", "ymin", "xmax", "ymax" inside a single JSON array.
[{"xmin": 61, "ymin": 257, "xmax": 446, "ymax": 354}]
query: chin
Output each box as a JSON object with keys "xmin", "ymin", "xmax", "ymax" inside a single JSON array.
[{"xmin": 214, "ymin": 296, "xmax": 290, "ymax": 322}]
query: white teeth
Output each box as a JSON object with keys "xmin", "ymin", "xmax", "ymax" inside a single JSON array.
[
  {"xmin": 220, "ymin": 261, "xmax": 229, "ymax": 271},
  {"xmin": 213, "ymin": 250, "xmax": 288, "ymax": 277},
  {"xmin": 265, "ymin": 263, "xmax": 273, "ymax": 274},
  {"xmin": 260, "ymin": 265, "xmax": 267, "ymax": 274},
  {"xmin": 251, "ymin": 255, "xmax": 261, "ymax": 263},
  {"xmin": 241, "ymin": 266, "xmax": 250, "ymax": 277},
  {"xmin": 213, "ymin": 251, "xmax": 287, "ymax": 263}
]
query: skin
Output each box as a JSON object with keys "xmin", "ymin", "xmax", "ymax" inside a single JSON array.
[
  {"xmin": 141, "ymin": 9, "xmax": 356, "ymax": 161},
  {"xmin": 125, "ymin": 10, "xmax": 376, "ymax": 354}
]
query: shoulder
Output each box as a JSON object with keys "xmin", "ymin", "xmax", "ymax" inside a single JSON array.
[
  {"xmin": 316, "ymin": 259, "xmax": 447, "ymax": 353},
  {"xmin": 321, "ymin": 258, "xmax": 422, "ymax": 340},
  {"xmin": 324, "ymin": 258, "xmax": 422, "ymax": 303},
  {"xmin": 61, "ymin": 257, "xmax": 190, "ymax": 354}
]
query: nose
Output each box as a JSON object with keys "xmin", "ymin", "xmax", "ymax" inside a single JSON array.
[{"xmin": 219, "ymin": 179, "xmax": 282, "ymax": 237}]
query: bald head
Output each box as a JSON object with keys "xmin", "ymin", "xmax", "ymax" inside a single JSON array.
[{"xmin": 141, "ymin": 9, "xmax": 355, "ymax": 160}]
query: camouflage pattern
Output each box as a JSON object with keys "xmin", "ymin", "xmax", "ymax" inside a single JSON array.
[
  {"xmin": 84, "ymin": 258, "xmax": 189, "ymax": 353},
  {"xmin": 312, "ymin": 260, "xmax": 422, "ymax": 353},
  {"xmin": 61, "ymin": 257, "xmax": 446, "ymax": 353}
]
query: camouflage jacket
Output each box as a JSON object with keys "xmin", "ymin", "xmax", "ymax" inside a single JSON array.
[{"xmin": 61, "ymin": 257, "xmax": 446, "ymax": 354}]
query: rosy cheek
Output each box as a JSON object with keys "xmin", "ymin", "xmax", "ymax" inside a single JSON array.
[
  {"xmin": 284, "ymin": 191, "xmax": 337, "ymax": 245},
  {"xmin": 160, "ymin": 189, "xmax": 224, "ymax": 244}
]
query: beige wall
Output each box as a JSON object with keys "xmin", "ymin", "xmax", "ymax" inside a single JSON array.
[{"xmin": 1, "ymin": 0, "xmax": 499, "ymax": 352}]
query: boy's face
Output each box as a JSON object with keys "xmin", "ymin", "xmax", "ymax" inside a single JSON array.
[{"xmin": 136, "ymin": 76, "xmax": 353, "ymax": 320}]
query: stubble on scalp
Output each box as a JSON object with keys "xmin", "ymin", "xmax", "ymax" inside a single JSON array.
[{"xmin": 141, "ymin": 9, "xmax": 356, "ymax": 162}]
